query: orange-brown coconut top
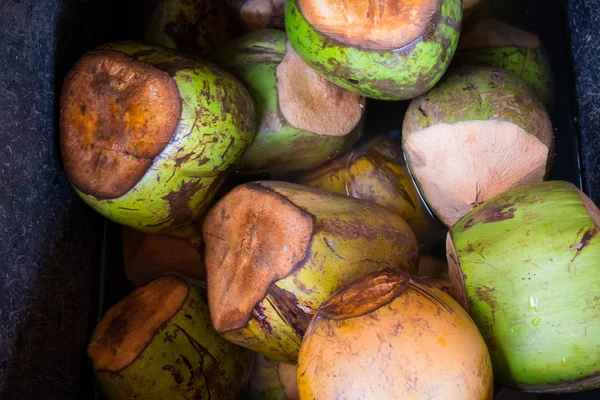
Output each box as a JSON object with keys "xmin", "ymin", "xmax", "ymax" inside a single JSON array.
[
  {"xmin": 60, "ymin": 50, "xmax": 181, "ymax": 198},
  {"xmin": 87, "ymin": 276, "xmax": 188, "ymax": 371},
  {"xmin": 297, "ymin": 0, "xmax": 440, "ymax": 51}
]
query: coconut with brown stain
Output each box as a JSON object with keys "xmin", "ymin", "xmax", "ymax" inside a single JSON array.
[
  {"xmin": 297, "ymin": 269, "xmax": 493, "ymax": 399},
  {"xmin": 455, "ymin": 17, "xmax": 553, "ymax": 108},
  {"xmin": 448, "ymin": 181, "xmax": 600, "ymax": 392},
  {"xmin": 88, "ymin": 276, "xmax": 251, "ymax": 399},
  {"xmin": 60, "ymin": 41, "xmax": 255, "ymax": 235},
  {"xmin": 297, "ymin": 135, "xmax": 442, "ymax": 247},
  {"xmin": 403, "ymin": 66, "xmax": 553, "ymax": 227},
  {"xmin": 215, "ymin": 29, "xmax": 364, "ymax": 174},
  {"xmin": 202, "ymin": 181, "xmax": 419, "ymax": 363}
]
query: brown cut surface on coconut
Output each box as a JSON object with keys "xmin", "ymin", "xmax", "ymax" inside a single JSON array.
[
  {"xmin": 240, "ymin": 0, "xmax": 286, "ymax": 30},
  {"xmin": 460, "ymin": 17, "xmax": 540, "ymax": 50},
  {"xmin": 277, "ymin": 42, "xmax": 363, "ymax": 136},
  {"xmin": 405, "ymin": 120, "xmax": 549, "ymax": 227},
  {"xmin": 278, "ymin": 363, "xmax": 299, "ymax": 400},
  {"xmin": 297, "ymin": 0, "xmax": 439, "ymax": 51},
  {"xmin": 446, "ymin": 233, "xmax": 469, "ymax": 312},
  {"xmin": 87, "ymin": 276, "xmax": 188, "ymax": 371},
  {"xmin": 203, "ymin": 184, "xmax": 314, "ymax": 333},
  {"xmin": 60, "ymin": 50, "xmax": 181, "ymax": 198}
]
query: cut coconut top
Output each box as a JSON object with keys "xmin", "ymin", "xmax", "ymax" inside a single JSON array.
[
  {"xmin": 87, "ymin": 276, "xmax": 188, "ymax": 371},
  {"xmin": 297, "ymin": 0, "xmax": 440, "ymax": 51},
  {"xmin": 60, "ymin": 50, "xmax": 180, "ymax": 198},
  {"xmin": 404, "ymin": 120, "xmax": 550, "ymax": 227},
  {"xmin": 239, "ymin": 0, "xmax": 286, "ymax": 30},
  {"xmin": 276, "ymin": 42, "xmax": 363, "ymax": 136},
  {"xmin": 460, "ymin": 17, "xmax": 540, "ymax": 50},
  {"xmin": 203, "ymin": 183, "xmax": 314, "ymax": 333}
]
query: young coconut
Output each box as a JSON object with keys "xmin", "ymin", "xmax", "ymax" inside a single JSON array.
[
  {"xmin": 227, "ymin": 0, "xmax": 285, "ymax": 31},
  {"xmin": 60, "ymin": 41, "xmax": 255, "ymax": 235},
  {"xmin": 285, "ymin": 0, "xmax": 462, "ymax": 100},
  {"xmin": 122, "ymin": 226, "xmax": 205, "ymax": 287},
  {"xmin": 403, "ymin": 66, "xmax": 554, "ymax": 227},
  {"xmin": 297, "ymin": 269, "xmax": 494, "ymax": 399},
  {"xmin": 297, "ymin": 136, "xmax": 434, "ymax": 245},
  {"xmin": 203, "ymin": 181, "xmax": 419, "ymax": 363},
  {"xmin": 455, "ymin": 17, "xmax": 553, "ymax": 108},
  {"xmin": 447, "ymin": 181, "xmax": 600, "ymax": 392},
  {"xmin": 246, "ymin": 354, "xmax": 299, "ymax": 400},
  {"xmin": 144, "ymin": 0, "xmax": 236, "ymax": 56},
  {"xmin": 215, "ymin": 29, "xmax": 365, "ymax": 174},
  {"xmin": 88, "ymin": 276, "xmax": 251, "ymax": 400}
]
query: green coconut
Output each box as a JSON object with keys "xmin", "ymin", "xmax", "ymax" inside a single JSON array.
[
  {"xmin": 215, "ymin": 29, "xmax": 365, "ymax": 174},
  {"xmin": 447, "ymin": 181, "xmax": 600, "ymax": 392},
  {"xmin": 403, "ymin": 66, "xmax": 554, "ymax": 227},
  {"xmin": 246, "ymin": 354, "xmax": 299, "ymax": 400},
  {"xmin": 227, "ymin": 0, "xmax": 285, "ymax": 31},
  {"xmin": 144, "ymin": 0, "xmax": 236, "ymax": 56},
  {"xmin": 455, "ymin": 17, "xmax": 553, "ymax": 108},
  {"xmin": 88, "ymin": 276, "xmax": 251, "ymax": 399},
  {"xmin": 203, "ymin": 181, "xmax": 418, "ymax": 363},
  {"xmin": 60, "ymin": 41, "xmax": 255, "ymax": 235},
  {"xmin": 285, "ymin": 0, "xmax": 462, "ymax": 100}
]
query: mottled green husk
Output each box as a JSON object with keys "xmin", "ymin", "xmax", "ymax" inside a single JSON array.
[
  {"xmin": 96, "ymin": 283, "xmax": 251, "ymax": 400},
  {"xmin": 205, "ymin": 182, "xmax": 419, "ymax": 363},
  {"xmin": 144, "ymin": 0, "xmax": 235, "ymax": 55},
  {"xmin": 403, "ymin": 66, "xmax": 550, "ymax": 136},
  {"xmin": 285, "ymin": 0, "xmax": 462, "ymax": 100},
  {"xmin": 454, "ymin": 46, "xmax": 553, "ymax": 108},
  {"xmin": 448, "ymin": 181, "xmax": 600, "ymax": 392},
  {"xmin": 403, "ymin": 66, "xmax": 553, "ymax": 227},
  {"xmin": 246, "ymin": 354, "xmax": 286, "ymax": 400},
  {"xmin": 73, "ymin": 42, "xmax": 255, "ymax": 235},
  {"xmin": 215, "ymin": 29, "xmax": 363, "ymax": 174}
]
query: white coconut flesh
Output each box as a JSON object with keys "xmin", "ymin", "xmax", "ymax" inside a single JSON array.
[
  {"xmin": 404, "ymin": 120, "xmax": 550, "ymax": 227},
  {"xmin": 276, "ymin": 42, "xmax": 363, "ymax": 136},
  {"xmin": 460, "ymin": 17, "xmax": 541, "ymax": 50}
]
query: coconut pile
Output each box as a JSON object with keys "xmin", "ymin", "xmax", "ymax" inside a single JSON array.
[{"xmin": 60, "ymin": 0, "xmax": 600, "ymax": 398}]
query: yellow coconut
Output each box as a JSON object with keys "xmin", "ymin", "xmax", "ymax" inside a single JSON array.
[{"xmin": 297, "ymin": 269, "xmax": 494, "ymax": 399}]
